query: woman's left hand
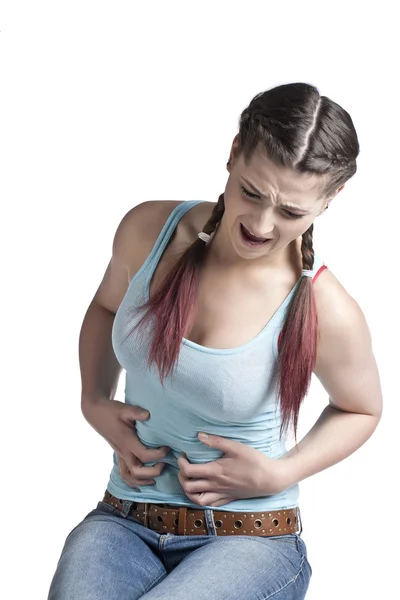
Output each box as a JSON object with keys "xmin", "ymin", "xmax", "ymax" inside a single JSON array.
[{"xmin": 177, "ymin": 433, "xmax": 287, "ymax": 507}]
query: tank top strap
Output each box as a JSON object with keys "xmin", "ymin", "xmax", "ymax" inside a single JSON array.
[
  {"xmin": 141, "ymin": 200, "xmax": 205, "ymax": 285},
  {"xmin": 312, "ymin": 251, "xmax": 328, "ymax": 282}
]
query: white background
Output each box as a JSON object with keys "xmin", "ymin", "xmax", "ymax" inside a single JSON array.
[{"xmin": 1, "ymin": 1, "xmax": 398, "ymax": 598}]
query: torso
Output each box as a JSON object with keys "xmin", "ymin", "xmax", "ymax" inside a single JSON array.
[{"xmin": 127, "ymin": 200, "xmax": 316, "ymax": 350}]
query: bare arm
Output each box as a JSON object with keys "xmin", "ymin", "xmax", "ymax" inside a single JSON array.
[
  {"xmin": 78, "ymin": 201, "xmax": 178, "ymax": 481},
  {"xmin": 79, "ymin": 301, "xmax": 122, "ymax": 403},
  {"xmin": 79, "ymin": 199, "xmax": 181, "ymax": 407},
  {"xmin": 79, "ymin": 207, "xmax": 134, "ymax": 406},
  {"xmin": 277, "ymin": 271, "xmax": 383, "ymax": 489}
]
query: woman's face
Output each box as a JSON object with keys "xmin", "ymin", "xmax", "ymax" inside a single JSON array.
[{"xmin": 220, "ymin": 147, "xmax": 329, "ymax": 262}]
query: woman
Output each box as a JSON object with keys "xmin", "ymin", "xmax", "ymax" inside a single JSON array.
[{"xmin": 48, "ymin": 82, "xmax": 382, "ymax": 599}]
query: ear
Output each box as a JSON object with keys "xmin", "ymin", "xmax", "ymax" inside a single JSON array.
[
  {"xmin": 227, "ymin": 134, "xmax": 240, "ymax": 172},
  {"xmin": 324, "ymin": 184, "xmax": 345, "ymax": 210}
]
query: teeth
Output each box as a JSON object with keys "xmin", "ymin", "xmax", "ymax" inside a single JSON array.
[
  {"xmin": 249, "ymin": 232, "xmax": 264, "ymax": 241},
  {"xmin": 242, "ymin": 224, "xmax": 267, "ymax": 242}
]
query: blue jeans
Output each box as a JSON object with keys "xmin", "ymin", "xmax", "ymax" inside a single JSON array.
[{"xmin": 48, "ymin": 500, "xmax": 312, "ymax": 599}]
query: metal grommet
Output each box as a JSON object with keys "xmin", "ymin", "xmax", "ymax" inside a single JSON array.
[
  {"xmin": 194, "ymin": 519, "xmax": 203, "ymax": 528},
  {"xmin": 233, "ymin": 520, "xmax": 243, "ymax": 529}
]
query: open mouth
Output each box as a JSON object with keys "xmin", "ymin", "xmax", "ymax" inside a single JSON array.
[{"xmin": 240, "ymin": 223, "xmax": 271, "ymax": 246}]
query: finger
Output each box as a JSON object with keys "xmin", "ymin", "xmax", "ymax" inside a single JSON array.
[
  {"xmin": 117, "ymin": 453, "xmax": 131, "ymax": 474},
  {"xmin": 188, "ymin": 492, "xmax": 236, "ymax": 507},
  {"xmin": 122, "ymin": 475, "xmax": 157, "ymax": 487},
  {"xmin": 206, "ymin": 496, "xmax": 236, "ymax": 508},
  {"xmin": 178, "ymin": 472, "xmax": 214, "ymax": 495},
  {"xmin": 127, "ymin": 430, "xmax": 171, "ymax": 463},
  {"xmin": 120, "ymin": 452, "xmax": 142, "ymax": 475},
  {"xmin": 137, "ymin": 446, "xmax": 171, "ymax": 463},
  {"xmin": 177, "ymin": 455, "xmax": 210, "ymax": 479},
  {"xmin": 122, "ymin": 405, "xmax": 150, "ymax": 422},
  {"xmin": 117, "ymin": 455, "xmax": 157, "ymax": 487},
  {"xmin": 127, "ymin": 461, "xmax": 166, "ymax": 479}
]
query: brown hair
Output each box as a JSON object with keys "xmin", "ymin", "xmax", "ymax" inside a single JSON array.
[{"xmin": 132, "ymin": 82, "xmax": 359, "ymax": 441}]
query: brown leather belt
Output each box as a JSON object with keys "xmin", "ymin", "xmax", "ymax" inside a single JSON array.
[{"xmin": 102, "ymin": 490, "xmax": 300, "ymax": 537}]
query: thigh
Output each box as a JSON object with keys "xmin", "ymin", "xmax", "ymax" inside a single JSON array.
[
  {"xmin": 48, "ymin": 502, "xmax": 167, "ymax": 600},
  {"xmin": 142, "ymin": 533, "xmax": 312, "ymax": 600}
]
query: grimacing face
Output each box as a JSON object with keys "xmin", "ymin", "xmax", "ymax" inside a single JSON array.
[{"xmin": 218, "ymin": 143, "xmax": 341, "ymax": 262}]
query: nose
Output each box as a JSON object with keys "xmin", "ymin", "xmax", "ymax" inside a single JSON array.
[{"xmin": 252, "ymin": 206, "xmax": 275, "ymax": 237}]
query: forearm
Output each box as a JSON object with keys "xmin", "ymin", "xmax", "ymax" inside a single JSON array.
[
  {"xmin": 276, "ymin": 404, "xmax": 381, "ymax": 490},
  {"xmin": 79, "ymin": 300, "xmax": 122, "ymax": 407}
]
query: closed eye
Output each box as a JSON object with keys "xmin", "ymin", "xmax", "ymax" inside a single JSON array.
[
  {"xmin": 240, "ymin": 186, "xmax": 304, "ymax": 220},
  {"xmin": 240, "ymin": 186, "xmax": 259, "ymax": 199}
]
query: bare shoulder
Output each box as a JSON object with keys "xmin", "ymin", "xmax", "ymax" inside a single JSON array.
[
  {"xmin": 91, "ymin": 200, "xmax": 182, "ymax": 313},
  {"xmin": 116, "ymin": 199, "xmax": 215, "ymax": 277},
  {"xmin": 114, "ymin": 200, "xmax": 183, "ymax": 277},
  {"xmin": 312, "ymin": 269, "xmax": 382, "ymax": 417}
]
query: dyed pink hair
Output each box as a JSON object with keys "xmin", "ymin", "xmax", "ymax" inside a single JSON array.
[
  {"xmin": 132, "ymin": 82, "xmax": 359, "ymax": 441},
  {"xmin": 134, "ymin": 193, "xmax": 317, "ymax": 442}
]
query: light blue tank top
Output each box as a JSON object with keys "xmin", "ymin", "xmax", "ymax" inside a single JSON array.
[{"xmin": 107, "ymin": 200, "xmax": 325, "ymax": 512}]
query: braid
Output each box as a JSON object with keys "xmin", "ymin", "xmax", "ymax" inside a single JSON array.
[
  {"xmin": 201, "ymin": 193, "xmax": 225, "ymax": 237},
  {"xmin": 278, "ymin": 224, "xmax": 318, "ymax": 441},
  {"xmin": 132, "ymin": 193, "xmax": 226, "ymax": 382},
  {"xmin": 300, "ymin": 223, "xmax": 315, "ymax": 271}
]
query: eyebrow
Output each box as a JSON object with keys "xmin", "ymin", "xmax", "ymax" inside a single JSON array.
[{"xmin": 241, "ymin": 178, "xmax": 312, "ymax": 214}]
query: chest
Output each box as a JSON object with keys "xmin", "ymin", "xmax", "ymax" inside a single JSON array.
[
  {"xmin": 190, "ymin": 275, "xmax": 297, "ymax": 348},
  {"xmin": 150, "ymin": 247, "xmax": 298, "ymax": 350}
]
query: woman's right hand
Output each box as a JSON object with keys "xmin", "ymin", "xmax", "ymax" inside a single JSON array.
[{"xmin": 82, "ymin": 396, "xmax": 170, "ymax": 487}]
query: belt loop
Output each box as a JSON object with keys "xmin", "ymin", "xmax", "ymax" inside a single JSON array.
[
  {"xmin": 120, "ymin": 500, "xmax": 136, "ymax": 518},
  {"xmin": 143, "ymin": 503, "xmax": 149, "ymax": 527},
  {"xmin": 177, "ymin": 507, "xmax": 188, "ymax": 535},
  {"xmin": 204, "ymin": 509, "xmax": 217, "ymax": 536}
]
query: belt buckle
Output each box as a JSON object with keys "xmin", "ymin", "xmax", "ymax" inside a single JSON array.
[{"xmin": 297, "ymin": 507, "xmax": 303, "ymax": 535}]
